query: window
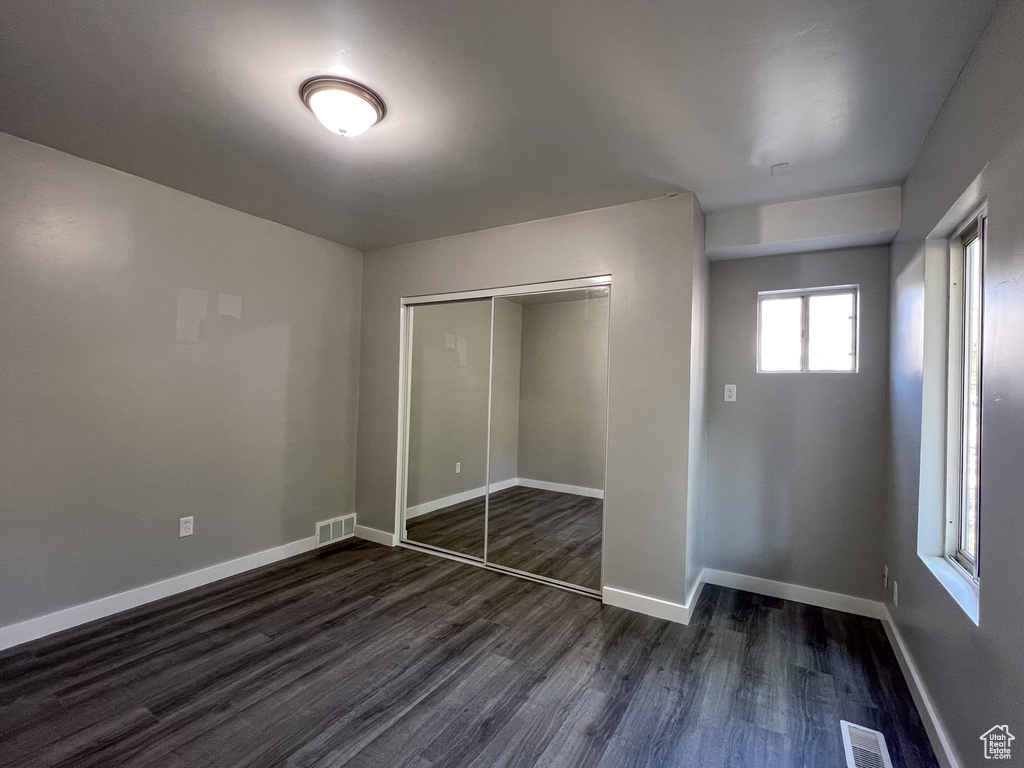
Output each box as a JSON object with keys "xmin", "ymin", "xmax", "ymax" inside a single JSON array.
[
  {"xmin": 757, "ymin": 286, "xmax": 859, "ymax": 373},
  {"xmin": 945, "ymin": 212, "xmax": 985, "ymax": 581}
]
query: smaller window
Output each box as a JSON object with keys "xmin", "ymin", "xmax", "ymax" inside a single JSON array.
[
  {"xmin": 945, "ymin": 212, "xmax": 985, "ymax": 582},
  {"xmin": 757, "ymin": 286, "xmax": 859, "ymax": 373}
]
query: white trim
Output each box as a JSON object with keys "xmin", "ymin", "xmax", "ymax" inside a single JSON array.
[
  {"xmin": 602, "ymin": 586, "xmax": 692, "ymax": 624},
  {"xmin": 406, "ymin": 487, "xmax": 486, "ymax": 519},
  {"xmin": 702, "ymin": 568, "xmax": 883, "ymax": 618},
  {"xmin": 405, "ymin": 478, "xmax": 519, "ymax": 519},
  {"xmin": 354, "ymin": 524, "xmax": 398, "ymax": 547},
  {"xmin": 602, "ymin": 569, "xmax": 705, "ymax": 626},
  {"xmin": 881, "ymin": 606, "xmax": 962, "ymax": 768},
  {"xmin": 919, "ymin": 555, "xmax": 979, "ymax": 624},
  {"xmin": 401, "ymin": 275, "xmax": 612, "ymax": 306},
  {"xmin": 516, "ymin": 478, "xmax": 604, "ymax": 499},
  {"xmin": 483, "ymin": 298, "xmax": 496, "ymax": 563},
  {"xmin": 405, "ymin": 478, "xmax": 600, "ymax": 520},
  {"xmin": 599, "ymin": 282, "xmax": 612, "ymax": 593},
  {"xmin": 0, "ymin": 537, "xmax": 316, "ymax": 651},
  {"xmin": 489, "ymin": 477, "xmax": 519, "ymax": 493},
  {"xmin": 395, "ymin": 302, "xmax": 412, "ymax": 543},
  {"xmin": 684, "ymin": 568, "xmax": 706, "ymax": 615}
]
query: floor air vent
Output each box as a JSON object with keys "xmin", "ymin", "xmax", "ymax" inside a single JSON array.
[
  {"xmin": 316, "ymin": 514, "xmax": 356, "ymax": 547},
  {"xmin": 841, "ymin": 721, "xmax": 894, "ymax": 768}
]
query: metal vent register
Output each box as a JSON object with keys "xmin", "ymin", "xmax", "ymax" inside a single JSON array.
[
  {"xmin": 315, "ymin": 514, "xmax": 356, "ymax": 547},
  {"xmin": 841, "ymin": 721, "xmax": 894, "ymax": 768}
]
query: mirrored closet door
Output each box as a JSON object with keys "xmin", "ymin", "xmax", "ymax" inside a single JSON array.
[
  {"xmin": 399, "ymin": 278, "xmax": 610, "ymax": 595},
  {"xmin": 403, "ymin": 299, "xmax": 491, "ymax": 559},
  {"xmin": 486, "ymin": 287, "xmax": 608, "ymax": 591}
]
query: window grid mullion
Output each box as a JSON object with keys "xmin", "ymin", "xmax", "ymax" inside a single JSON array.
[{"xmin": 801, "ymin": 295, "xmax": 810, "ymax": 372}]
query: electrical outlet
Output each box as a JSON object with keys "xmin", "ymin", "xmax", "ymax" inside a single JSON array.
[
  {"xmin": 179, "ymin": 516, "xmax": 194, "ymax": 538},
  {"xmin": 455, "ymin": 462, "xmax": 461, "ymax": 474},
  {"xmin": 724, "ymin": 384, "xmax": 737, "ymax": 402},
  {"xmin": 893, "ymin": 581, "xmax": 899, "ymax": 608},
  {"xmin": 883, "ymin": 565, "xmax": 888, "ymax": 588}
]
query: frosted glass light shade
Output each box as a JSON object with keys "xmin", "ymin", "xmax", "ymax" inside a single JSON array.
[{"xmin": 300, "ymin": 77, "xmax": 385, "ymax": 137}]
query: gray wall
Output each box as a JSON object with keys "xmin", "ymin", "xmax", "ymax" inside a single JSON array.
[
  {"xmin": 489, "ymin": 298, "xmax": 523, "ymax": 486},
  {"xmin": 405, "ymin": 300, "xmax": 492, "ymax": 507},
  {"xmin": 704, "ymin": 247, "xmax": 890, "ymax": 599},
  {"xmin": 0, "ymin": 132, "xmax": 362, "ymax": 628},
  {"xmin": 886, "ymin": 1, "xmax": 1024, "ymax": 763},
  {"xmin": 517, "ymin": 297, "xmax": 608, "ymax": 490},
  {"xmin": 357, "ymin": 196, "xmax": 699, "ymax": 603}
]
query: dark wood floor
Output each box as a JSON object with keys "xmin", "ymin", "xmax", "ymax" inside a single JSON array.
[
  {"xmin": 404, "ymin": 493, "xmax": 488, "ymax": 559},
  {"xmin": 405, "ymin": 486, "xmax": 603, "ymax": 589},
  {"xmin": 0, "ymin": 540, "xmax": 938, "ymax": 768}
]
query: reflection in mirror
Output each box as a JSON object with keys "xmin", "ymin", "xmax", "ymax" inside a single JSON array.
[
  {"xmin": 403, "ymin": 299, "xmax": 491, "ymax": 558},
  {"xmin": 487, "ymin": 288, "xmax": 609, "ymax": 590}
]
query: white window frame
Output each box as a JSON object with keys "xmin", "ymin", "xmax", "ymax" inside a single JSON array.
[
  {"xmin": 756, "ymin": 285, "xmax": 860, "ymax": 373},
  {"xmin": 943, "ymin": 210, "xmax": 986, "ymax": 583}
]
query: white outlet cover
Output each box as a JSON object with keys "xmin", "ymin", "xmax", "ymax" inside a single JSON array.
[
  {"xmin": 179, "ymin": 516, "xmax": 194, "ymax": 537},
  {"xmin": 724, "ymin": 384, "xmax": 737, "ymax": 402}
]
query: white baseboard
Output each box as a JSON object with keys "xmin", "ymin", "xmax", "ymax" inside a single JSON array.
[
  {"xmin": 406, "ymin": 487, "xmax": 486, "ymax": 519},
  {"xmin": 881, "ymin": 606, "xmax": 962, "ymax": 768},
  {"xmin": 354, "ymin": 524, "xmax": 398, "ymax": 547},
  {"xmin": 405, "ymin": 478, "xmax": 519, "ymax": 519},
  {"xmin": 406, "ymin": 477, "xmax": 602, "ymax": 520},
  {"xmin": 702, "ymin": 568, "xmax": 884, "ymax": 619},
  {"xmin": 602, "ymin": 586, "xmax": 688, "ymax": 625},
  {"xmin": 603, "ymin": 568, "xmax": 705, "ymax": 626},
  {"xmin": 684, "ymin": 568, "xmax": 706, "ymax": 616},
  {"xmin": 488, "ymin": 477, "xmax": 519, "ymax": 494},
  {"xmin": 0, "ymin": 536, "xmax": 316, "ymax": 652},
  {"xmin": 516, "ymin": 478, "xmax": 604, "ymax": 499}
]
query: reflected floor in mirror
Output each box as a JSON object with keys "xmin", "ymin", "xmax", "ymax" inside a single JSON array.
[
  {"xmin": 405, "ymin": 486, "xmax": 602, "ymax": 590},
  {"xmin": 405, "ymin": 494, "xmax": 487, "ymax": 559},
  {"xmin": 488, "ymin": 486, "xmax": 602, "ymax": 590}
]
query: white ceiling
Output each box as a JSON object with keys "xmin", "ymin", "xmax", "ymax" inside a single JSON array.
[{"xmin": 0, "ymin": 0, "xmax": 996, "ymax": 251}]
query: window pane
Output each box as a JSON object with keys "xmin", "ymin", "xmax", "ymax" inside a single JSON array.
[
  {"xmin": 808, "ymin": 292, "xmax": 855, "ymax": 371},
  {"xmin": 960, "ymin": 236, "xmax": 983, "ymax": 563},
  {"xmin": 759, "ymin": 297, "xmax": 802, "ymax": 371}
]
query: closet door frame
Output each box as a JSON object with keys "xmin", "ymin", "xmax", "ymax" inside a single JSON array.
[{"xmin": 395, "ymin": 275, "xmax": 611, "ymax": 597}]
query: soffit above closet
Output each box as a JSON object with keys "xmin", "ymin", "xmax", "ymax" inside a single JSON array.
[{"xmin": 0, "ymin": 0, "xmax": 997, "ymax": 251}]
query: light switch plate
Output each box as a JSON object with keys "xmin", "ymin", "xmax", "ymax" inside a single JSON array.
[{"xmin": 724, "ymin": 384, "xmax": 737, "ymax": 402}]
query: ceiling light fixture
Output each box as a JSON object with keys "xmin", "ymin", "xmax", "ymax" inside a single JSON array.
[{"xmin": 300, "ymin": 76, "xmax": 386, "ymax": 137}]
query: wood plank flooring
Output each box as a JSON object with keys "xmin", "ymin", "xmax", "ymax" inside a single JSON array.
[
  {"xmin": 0, "ymin": 540, "xmax": 938, "ymax": 768},
  {"xmin": 404, "ymin": 495, "xmax": 487, "ymax": 559},
  {"xmin": 405, "ymin": 486, "xmax": 603, "ymax": 589}
]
